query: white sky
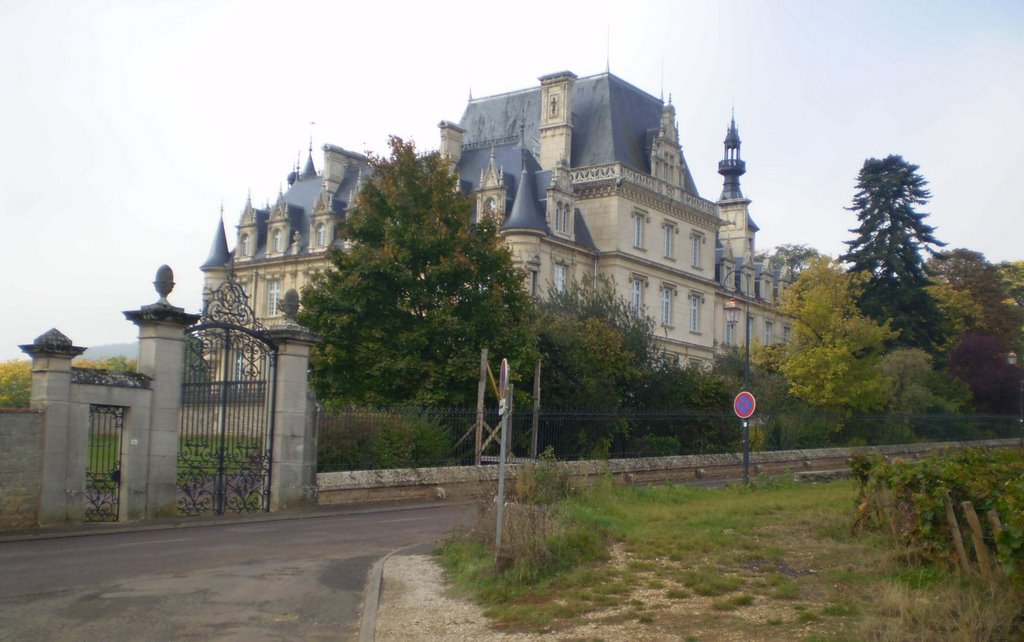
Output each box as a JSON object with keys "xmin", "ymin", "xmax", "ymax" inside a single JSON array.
[{"xmin": 2, "ymin": 0, "xmax": 1023, "ymax": 360}]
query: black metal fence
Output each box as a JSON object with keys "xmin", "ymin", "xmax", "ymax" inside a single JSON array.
[{"xmin": 316, "ymin": 408, "xmax": 1022, "ymax": 473}]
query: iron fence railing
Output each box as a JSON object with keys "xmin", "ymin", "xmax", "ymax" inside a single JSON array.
[{"xmin": 315, "ymin": 408, "xmax": 1022, "ymax": 473}]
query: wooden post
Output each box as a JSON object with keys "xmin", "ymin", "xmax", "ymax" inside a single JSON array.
[
  {"xmin": 530, "ymin": 359, "xmax": 541, "ymax": 460},
  {"xmin": 961, "ymin": 501, "xmax": 993, "ymax": 580},
  {"xmin": 986, "ymin": 509, "xmax": 1003, "ymax": 541},
  {"xmin": 475, "ymin": 348, "xmax": 487, "ymax": 466},
  {"xmin": 943, "ymin": 491, "xmax": 971, "ymax": 574}
]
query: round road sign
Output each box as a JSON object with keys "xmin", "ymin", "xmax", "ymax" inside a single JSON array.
[
  {"xmin": 733, "ymin": 391, "xmax": 756, "ymax": 419},
  {"xmin": 499, "ymin": 358, "xmax": 509, "ymax": 399}
]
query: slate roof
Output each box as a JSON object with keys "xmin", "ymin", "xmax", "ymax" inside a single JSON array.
[{"xmin": 458, "ymin": 72, "xmax": 700, "ymax": 196}]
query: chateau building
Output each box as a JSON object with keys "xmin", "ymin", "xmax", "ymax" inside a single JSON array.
[{"xmin": 201, "ymin": 71, "xmax": 790, "ymax": 366}]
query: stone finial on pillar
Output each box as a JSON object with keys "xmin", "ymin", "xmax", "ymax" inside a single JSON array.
[
  {"xmin": 19, "ymin": 328, "xmax": 87, "ymax": 361},
  {"xmin": 280, "ymin": 289, "xmax": 300, "ymax": 323}
]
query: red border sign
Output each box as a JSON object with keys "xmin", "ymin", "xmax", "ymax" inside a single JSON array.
[
  {"xmin": 499, "ymin": 358, "xmax": 509, "ymax": 399},
  {"xmin": 733, "ymin": 391, "xmax": 756, "ymax": 420}
]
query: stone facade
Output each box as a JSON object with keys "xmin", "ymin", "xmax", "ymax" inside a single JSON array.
[{"xmin": 202, "ymin": 70, "xmax": 792, "ymax": 366}]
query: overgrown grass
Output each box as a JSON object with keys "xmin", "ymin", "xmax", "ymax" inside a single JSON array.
[{"xmin": 437, "ymin": 473, "xmax": 1023, "ymax": 640}]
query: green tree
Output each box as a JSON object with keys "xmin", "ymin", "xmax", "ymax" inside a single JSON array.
[
  {"xmin": 879, "ymin": 348, "xmax": 969, "ymax": 413},
  {"xmin": 928, "ymin": 249, "xmax": 1023, "ymax": 351},
  {"xmin": 841, "ymin": 155, "xmax": 946, "ymax": 353},
  {"xmin": 299, "ymin": 137, "xmax": 534, "ymax": 407},
  {"xmin": 997, "ymin": 260, "xmax": 1024, "ymax": 309},
  {"xmin": 778, "ymin": 258, "xmax": 897, "ymax": 413},
  {"xmin": 759, "ymin": 243, "xmax": 822, "ymax": 281},
  {"xmin": 0, "ymin": 359, "xmax": 31, "ymax": 408},
  {"xmin": 73, "ymin": 356, "xmax": 138, "ymax": 372}
]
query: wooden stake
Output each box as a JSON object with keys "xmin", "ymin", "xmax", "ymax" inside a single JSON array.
[
  {"xmin": 943, "ymin": 491, "xmax": 971, "ymax": 574},
  {"xmin": 986, "ymin": 509, "xmax": 1003, "ymax": 541},
  {"xmin": 960, "ymin": 501, "xmax": 992, "ymax": 580}
]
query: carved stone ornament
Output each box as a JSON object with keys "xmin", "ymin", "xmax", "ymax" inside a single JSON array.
[{"xmin": 154, "ymin": 265, "xmax": 175, "ymax": 303}]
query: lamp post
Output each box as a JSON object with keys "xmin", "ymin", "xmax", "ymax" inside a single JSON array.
[
  {"xmin": 724, "ymin": 297, "xmax": 751, "ymax": 484},
  {"xmin": 1009, "ymin": 352, "xmax": 1023, "ymax": 447}
]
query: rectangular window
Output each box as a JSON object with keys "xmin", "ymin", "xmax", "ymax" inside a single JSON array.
[
  {"xmin": 630, "ymin": 278, "xmax": 643, "ymax": 312},
  {"xmin": 691, "ymin": 234, "xmax": 702, "ymax": 268},
  {"xmin": 530, "ymin": 270, "xmax": 538, "ymax": 296},
  {"xmin": 661, "ymin": 287, "xmax": 673, "ymax": 326},
  {"xmin": 783, "ymin": 326, "xmax": 791, "ymax": 345},
  {"xmin": 689, "ymin": 293, "xmax": 700, "ymax": 332},
  {"xmin": 266, "ymin": 280, "xmax": 281, "ymax": 317},
  {"xmin": 554, "ymin": 264, "xmax": 567, "ymax": 293},
  {"xmin": 663, "ymin": 225, "xmax": 674, "ymax": 259},
  {"xmin": 724, "ymin": 320, "xmax": 734, "ymax": 346},
  {"xmin": 633, "ymin": 213, "xmax": 645, "ymax": 248},
  {"xmin": 764, "ymin": 320, "xmax": 774, "ymax": 345}
]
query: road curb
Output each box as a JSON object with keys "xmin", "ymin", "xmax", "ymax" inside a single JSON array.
[{"xmin": 359, "ymin": 541, "xmax": 437, "ymax": 642}]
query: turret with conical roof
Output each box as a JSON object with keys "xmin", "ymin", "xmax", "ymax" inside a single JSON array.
[{"xmin": 718, "ymin": 115, "xmax": 746, "ymax": 201}]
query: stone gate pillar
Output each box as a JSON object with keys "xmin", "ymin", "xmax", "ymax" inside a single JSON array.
[
  {"xmin": 266, "ymin": 290, "xmax": 319, "ymax": 511},
  {"xmin": 20, "ymin": 329, "xmax": 87, "ymax": 525},
  {"xmin": 124, "ymin": 266, "xmax": 199, "ymax": 519}
]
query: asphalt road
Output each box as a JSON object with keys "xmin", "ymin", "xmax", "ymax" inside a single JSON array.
[{"xmin": 0, "ymin": 503, "xmax": 473, "ymax": 642}]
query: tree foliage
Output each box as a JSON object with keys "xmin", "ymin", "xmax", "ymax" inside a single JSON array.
[
  {"xmin": 878, "ymin": 348, "xmax": 969, "ymax": 413},
  {"xmin": 758, "ymin": 243, "xmax": 822, "ymax": 282},
  {"xmin": 0, "ymin": 359, "xmax": 31, "ymax": 408},
  {"xmin": 299, "ymin": 137, "xmax": 534, "ymax": 407},
  {"xmin": 947, "ymin": 333, "xmax": 1020, "ymax": 414},
  {"xmin": 841, "ymin": 155, "xmax": 946, "ymax": 353},
  {"xmin": 536, "ymin": 278, "xmax": 726, "ymax": 412},
  {"xmin": 73, "ymin": 356, "xmax": 138, "ymax": 372},
  {"xmin": 928, "ymin": 248, "xmax": 1023, "ymax": 352},
  {"xmin": 778, "ymin": 258, "xmax": 896, "ymax": 413}
]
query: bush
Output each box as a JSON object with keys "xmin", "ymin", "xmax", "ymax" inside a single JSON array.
[
  {"xmin": 317, "ymin": 409, "xmax": 451, "ymax": 471},
  {"xmin": 852, "ymin": 448, "xmax": 1024, "ymax": 581}
]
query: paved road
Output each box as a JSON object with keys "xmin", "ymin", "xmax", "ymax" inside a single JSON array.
[{"xmin": 0, "ymin": 503, "xmax": 472, "ymax": 642}]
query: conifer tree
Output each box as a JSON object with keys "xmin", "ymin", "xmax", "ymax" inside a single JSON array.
[{"xmin": 841, "ymin": 155, "xmax": 946, "ymax": 352}]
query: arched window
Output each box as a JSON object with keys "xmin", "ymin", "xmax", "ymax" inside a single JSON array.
[
  {"xmin": 240, "ymin": 234, "xmax": 250, "ymax": 257},
  {"xmin": 315, "ymin": 223, "xmax": 326, "ymax": 246}
]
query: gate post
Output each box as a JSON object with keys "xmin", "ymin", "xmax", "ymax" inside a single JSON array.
[
  {"xmin": 266, "ymin": 290, "xmax": 319, "ymax": 511},
  {"xmin": 20, "ymin": 329, "xmax": 88, "ymax": 526},
  {"xmin": 124, "ymin": 266, "xmax": 199, "ymax": 519}
]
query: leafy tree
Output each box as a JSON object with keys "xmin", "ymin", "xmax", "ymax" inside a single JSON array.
[
  {"xmin": 759, "ymin": 244, "xmax": 822, "ymax": 281},
  {"xmin": 928, "ymin": 249, "xmax": 1023, "ymax": 351},
  {"xmin": 841, "ymin": 155, "xmax": 946, "ymax": 353},
  {"xmin": 0, "ymin": 359, "xmax": 31, "ymax": 408},
  {"xmin": 947, "ymin": 333, "xmax": 1020, "ymax": 414},
  {"xmin": 879, "ymin": 348, "xmax": 969, "ymax": 413},
  {"xmin": 997, "ymin": 260, "xmax": 1024, "ymax": 309},
  {"xmin": 73, "ymin": 356, "xmax": 138, "ymax": 372},
  {"xmin": 300, "ymin": 137, "xmax": 534, "ymax": 407},
  {"xmin": 778, "ymin": 258, "xmax": 897, "ymax": 413}
]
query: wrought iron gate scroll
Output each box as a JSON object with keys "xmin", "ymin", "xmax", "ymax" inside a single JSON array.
[
  {"xmin": 85, "ymin": 404, "xmax": 125, "ymax": 522},
  {"xmin": 179, "ymin": 276, "xmax": 276, "ymax": 515}
]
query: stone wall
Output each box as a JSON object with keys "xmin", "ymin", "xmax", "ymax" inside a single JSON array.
[
  {"xmin": 315, "ymin": 438, "xmax": 1018, "ymax": 506},
  {"xmin": 0, "ymin": 409, "xmax": 44, "ymax": 530}
]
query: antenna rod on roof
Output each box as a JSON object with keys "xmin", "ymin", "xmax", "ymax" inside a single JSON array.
[{"xmin": 606, "ymin": 26, "xmax": 610, "ymax": 73}]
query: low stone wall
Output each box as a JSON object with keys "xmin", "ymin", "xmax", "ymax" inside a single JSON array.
[
  {"xmin": 0, "ymin": 409, "xmax": 44, "ymax": 530},
  {"xmin": 315, "ymin": 438, "xmax": 1018, "ymax": 506}
]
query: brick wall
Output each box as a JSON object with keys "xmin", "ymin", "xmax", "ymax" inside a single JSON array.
[{"xmin": 0, "ymin": 409, "xmax": 44, "ymax": 530}]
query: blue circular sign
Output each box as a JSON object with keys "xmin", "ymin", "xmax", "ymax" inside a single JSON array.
[{"xmin": 734, "ymin": 391, "xmax": 756, "ymax": 419}]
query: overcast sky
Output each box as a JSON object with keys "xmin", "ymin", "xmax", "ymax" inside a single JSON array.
[{"xmin": 2, "ymin": 0, "xmax": 1022, "ymax": 360}]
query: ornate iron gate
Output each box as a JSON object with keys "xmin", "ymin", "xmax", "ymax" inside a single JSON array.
[
  {"xmin": 85, "ymin": 404, "xmax": 125, "ymax": 522},
  {"xmin": 178, "ymin": 276, "xmax": 277, "ymax": 515}
]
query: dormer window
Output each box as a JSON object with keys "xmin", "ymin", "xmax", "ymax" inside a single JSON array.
[
  {"xmin": 315, "ymin": 223, "xmax": 326, "ymax": 247},
  {"xmin": 272, "ymin": 229, "xmax": 283, "ymax": 253},
  {"xmin": 240, "ymin": 233, "xmax": 250, "ymax": 257}
]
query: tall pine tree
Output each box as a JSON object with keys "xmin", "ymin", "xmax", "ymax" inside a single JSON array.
[{"xmin": 841, "ymin": 155, "xmax": 946, "ymax": 353}]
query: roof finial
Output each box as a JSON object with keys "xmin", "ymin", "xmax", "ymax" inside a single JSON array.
[{"xmin": 606, "ymin": 25, "xmax": 611, "ymax": 73}]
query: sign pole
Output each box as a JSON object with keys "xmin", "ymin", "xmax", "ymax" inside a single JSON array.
[
  {"xmin": 733, "ymin": 391, "xmax": 756, "ymax": 486},
  {"xmin": 495, "ymin": 359, "xmax": 510, "ymax": 564}
]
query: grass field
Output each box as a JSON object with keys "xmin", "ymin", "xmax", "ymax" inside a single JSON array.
[{"xmin": 439, "ymin": 477, "xmax": 1022, "ymax": 641}]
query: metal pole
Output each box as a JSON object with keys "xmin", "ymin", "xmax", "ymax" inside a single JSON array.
[
  {"xmin": 743, "ymin": 306, "xmax": 751, "ymax": 484},
  {"xmin": 531, "ymin": 360, "xmax": 541, "ymax": 460},
  {"xmin": 495, "ymin": 381, "xmax": 511, "ymax": 564},
  {"xmin": 475, "ymin": 349, "xmax": 487, "ymax": 466}
]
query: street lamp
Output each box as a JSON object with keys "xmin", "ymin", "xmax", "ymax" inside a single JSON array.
[
  {"xmin": 724, "ymin": 296, "xmax": 751, "ymax": 484},
  {"xmin": 1009, "ymin": 352, "xmax": 1023, "ymax": 447}
]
